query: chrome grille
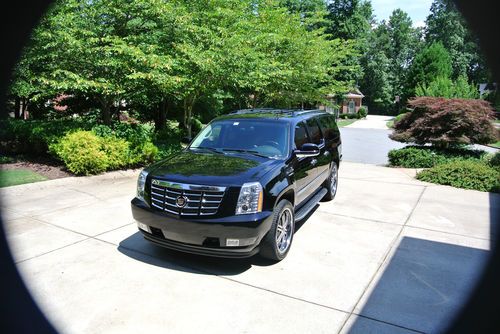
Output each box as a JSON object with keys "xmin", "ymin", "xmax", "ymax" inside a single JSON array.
[{"xmin": 150, "ymin": 179, "xmax": 225, "ymax": 216}]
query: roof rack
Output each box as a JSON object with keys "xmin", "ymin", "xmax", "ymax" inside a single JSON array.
[{"xmin": 230, "ymin": 108, "xmax": 325, "ymax": 117}]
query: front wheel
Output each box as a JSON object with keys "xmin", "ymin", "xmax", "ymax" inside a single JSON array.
[
  {"xmin": 323, "ymin": 162, "xmax": 338, "ymax": 201},
  {"xmin": 259, "ymin": 200, "xmax": 294, "ymax": 261}
]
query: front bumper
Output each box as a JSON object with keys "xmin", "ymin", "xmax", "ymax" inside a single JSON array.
[{"xmin": 131, "ymin": 198, "xmax": 273, "ymax": 258}]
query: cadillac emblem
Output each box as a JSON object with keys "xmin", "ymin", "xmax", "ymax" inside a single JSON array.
[{"xmin": 175, "ymin": 195, "xmax": 188, "ymax": 208}]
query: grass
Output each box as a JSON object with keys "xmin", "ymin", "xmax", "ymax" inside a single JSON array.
[
  {"xmin": 386, "ymin": 120, "xmax": 394, "ymax": 128},
  {"xmin": 0, "ymin": 169, "xmax": 47, "ymax": 187},
  {"xmin": 489, "ymin": 141, "xmax": 500, "ymax": 148},
  {"xmin": 336, "ymin": 119, "xmax": 357, "ymax": 127}
]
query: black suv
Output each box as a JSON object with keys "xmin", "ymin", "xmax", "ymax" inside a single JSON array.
[{"xmin": 131, "ymin": 109, "xmax": 341, "ymax": 261}]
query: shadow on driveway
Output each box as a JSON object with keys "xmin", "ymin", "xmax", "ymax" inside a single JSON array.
[
  {"xmin": 348, "ymin": 237, "xmax": 490, "ymax": 333},
  {"xmin": 117, "ymin": 205, "xmax": 319, "ymax": 276}
]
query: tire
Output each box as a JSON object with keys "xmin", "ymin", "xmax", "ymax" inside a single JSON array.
[
  {"xmin": 259, "ymin": 200, "xmax": 295, "ymax": 261},
  {"xmin": 322, "ymin": 162, "xmax": 338, "ymax": 201}
]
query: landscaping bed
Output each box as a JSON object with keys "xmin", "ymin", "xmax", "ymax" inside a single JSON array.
[
  {"xmin": 388, "ymin": 146, "xmax": 500, "ymax": 192},
  {"xmin": 0, "ymin": 118, "xmax": 183, "ymax": 176}
]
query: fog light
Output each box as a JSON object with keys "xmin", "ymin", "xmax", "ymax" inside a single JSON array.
[
  {"xmin": 226, "ymin": 237, "xmax": 257, "ymax": 247},
  {"xmin": 226, "ymin": 239, "xmax": 240, "ymax": 247},
  {"xmin": 137, "ymin": 222, "xmax": 151, "ymax": 233}
]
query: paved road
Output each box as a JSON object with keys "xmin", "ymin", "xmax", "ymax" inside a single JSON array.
[
  {"xmin": 2, "ymin": 165, "xmax": 498, "ymax": 333},
  {"xmin": 345, "ymin": 115, "xmax": 393, "ymax": 130},
  {"xmin": 340, "ymin": 127, "xmax": 406, "ymax": 165}
]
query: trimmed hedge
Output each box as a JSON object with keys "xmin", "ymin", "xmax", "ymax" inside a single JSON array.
[
  {"xmin": 388, "ymin": 146, "xmax": 486, "ymax": 168},
  {"xmin": 417, "ymin": 160, "xmax": 500, "ymax": 192}
]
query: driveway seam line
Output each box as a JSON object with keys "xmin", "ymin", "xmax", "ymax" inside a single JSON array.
[
  {"xmin": 15, "ymin": 237, "xmax": 91, "ymax": 264},
  {"xmin": 92, "ymin": 222, "xmax": 136, "ymax": 238},
  {"xmin": 351, "ymin": 313, "xmax": 425, "ymax": 333},
  {"xmin": 404, "ymin": 225, "xmax": 492, "ymax": 242},
  {"xmin": 337, "ymin": 186, "xmax": 427, "ymax": 333},
  {"xmin": 28, "ymin": 216, "xmax": 93, "ymax": 238}
]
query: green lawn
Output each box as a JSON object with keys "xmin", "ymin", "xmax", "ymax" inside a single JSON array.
[
  {"xmin": 0, "ymin": 169, "xmax": 47, "ymax": 188},
  {"xmin": 336, "ymin": 119, "xmax": 357, "ymax": 127},
  {"xmin": 489, "ymin": 141, "xmax": 500, "ymax": 148}
]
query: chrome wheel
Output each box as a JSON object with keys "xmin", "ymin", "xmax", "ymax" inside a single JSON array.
[
  {"xmin": 330, "ymin": 164, "xmax": 338, "ymax": 196},
  {"xmin": 276, "ymin": 207, "xmax": 293, "ymax": 254}
]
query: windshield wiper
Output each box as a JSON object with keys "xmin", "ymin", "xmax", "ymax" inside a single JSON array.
[
  {"xmin": 222, "ymin": 148, "xmax": 269, "ymax": 158},
  {"xmin": 190, "ymin": 146, "xmax": 223, "ymax": 154}
]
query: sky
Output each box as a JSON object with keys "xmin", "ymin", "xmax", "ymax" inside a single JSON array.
[{"xmin": 370, "ymin": 0, "xmax": 434, "ymax": 27}]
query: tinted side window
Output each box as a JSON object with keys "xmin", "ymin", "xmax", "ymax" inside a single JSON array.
[
  {"xmin": 294, "ymin": 122, "xmax": 309, "ymax": 149},
  {"xmin": 306, "ymin": 118, "xmax": 322, "ymax": 144},
  {"xmin": 318, "ymin": 115, "xmax": 336, "ymax": 140}
]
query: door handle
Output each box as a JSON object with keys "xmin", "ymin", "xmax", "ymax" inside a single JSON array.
[{"xmin": 311, "ymin": 159, "xmax": 317, "ymax": 166}]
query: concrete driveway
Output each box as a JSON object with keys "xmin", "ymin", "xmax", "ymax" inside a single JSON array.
[{"xmin": 1, "ymin": 164, "xmax": 498, "ymax": 333}]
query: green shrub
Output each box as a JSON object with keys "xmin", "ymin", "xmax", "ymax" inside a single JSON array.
[
  {"xmin": 485, "ymin": 152, "xmax": 500, "ymax": 169},
  {"xmin": 0, "ymin": 119, "xmax": 92, "ymax": 154},
  {"xmin": 130, "ymin": 141, "xmax": 159, "ymax": 165},
  {"xmin": 100, "ymin": 136, "xmax": 130, "ymax": 169},
  {"xmin": 388, "ymin": 146, "xmax": 487, "ymax": 168},
  {"xmin": 0, "ymin": 155, "xmax": 14, "ymax": 164},
  {"xmin": 358, "ymin": 107, "xmax": 368, "ymax": 118},
  {"xmin": 417, "ymin": 160, "xmax": 500, "ymax": 192},
  {"xmin": 388, "ymin": 147, "xmax": 447, "ymax": 168},
  {"xmin": 51, "ymin": 131, "xmax": 109, "ymax": 175},
  {"xmin": 92, "ymin": 122, "xmax": 154, "ymax": 150}
]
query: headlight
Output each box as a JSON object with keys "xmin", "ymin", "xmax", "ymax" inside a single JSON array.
[
  {"xmin": 235, "ymin": 182, "xmax": 263, "ymax": 215},
  {"xmin": 136, "ymin": 170, "xmax": 148, "ymax": 202}
]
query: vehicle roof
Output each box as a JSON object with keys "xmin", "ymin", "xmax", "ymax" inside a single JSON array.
[{"xmin": 213, "ymin": 108, "xmax": 330, "ymax": 123}]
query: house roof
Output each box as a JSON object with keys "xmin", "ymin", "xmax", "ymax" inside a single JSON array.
[{"xmin": 326, "ymin": 88, "xmax": 364, "ymax": 99}]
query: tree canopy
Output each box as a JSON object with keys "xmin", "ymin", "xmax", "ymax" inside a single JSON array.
[{"xmin": 7, "ymin": 0, "xmax": 494, "ymax": 125}]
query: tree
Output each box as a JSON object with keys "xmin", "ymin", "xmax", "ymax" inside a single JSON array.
[
  {"xmin": 386, "ymin": 9, "xmax": 422, "ymax": 99},
  {"xmin": 9, "ymin": 0, "xmax": 355, "ymax": 136},
  {"xmin": 416, "ymin": 76, "xmax": 479, "ymax": 99},
  {"xmin": 425, "ymin": 0, "xmax": 490, "ymax": 83},
  {"xmin": 325, "ymin": 0, "xmax": 373, "ymax": 84},
  {"xmin": 405, "ymin": 42, "xmax": 452, "ymax": 98},
  {"xmin": 390, "ymin": 97, "xmax": 497, "ymax": 147},
  {"xmin": 359, "ymin": 48, "xmax": 392, "ymax": 111}
]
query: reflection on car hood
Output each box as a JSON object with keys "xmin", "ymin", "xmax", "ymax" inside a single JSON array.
[{"xmin": 149, "ymin": 150, "xmax": 282, "ymax": 186}]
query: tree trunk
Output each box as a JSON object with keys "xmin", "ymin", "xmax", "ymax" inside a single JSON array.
[
  {"xmin": 186, "ymin": 103, "xmax": 192, "ymax": 139},
  {"xmin": 102, "ymin": 104, "xmax": 111, "ymax": 125},
  {"xmin": 21, "ymin": 98, "xmax": 29, "ymax": 120},
  {"xmin": 155, "ymin": 98, "xmax": 168, "ymax": 131},
  {"xmin": 14, "ymin": 97, "xmax": 20, "ymax": 119}
]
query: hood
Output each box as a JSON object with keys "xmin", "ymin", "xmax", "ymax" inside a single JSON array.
[{"xmin": 149, "ymin": 150, "xmax": 282, "ymax": 186}]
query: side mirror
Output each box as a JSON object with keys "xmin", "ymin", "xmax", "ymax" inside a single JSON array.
[
  {"xmin": 294, "ymin": 143, "xmax": 320, "ymax": 158},
  {"xmin": 181, "ymin": 136, "xmax": 192, "ymax": 144}
]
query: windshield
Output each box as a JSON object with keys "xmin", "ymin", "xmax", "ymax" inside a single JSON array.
[{"xmin": 190, "ymin": 119, "xmax": 289, "ymax": 159}]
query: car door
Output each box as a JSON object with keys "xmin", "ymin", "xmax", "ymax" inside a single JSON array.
[
  {"xmin": 306, "ymin": 117, "xmax": 329, "ymax": 182},
  {"xmin": 292, "ymin": 121, "xmax": 318, "ymax": 205}
]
